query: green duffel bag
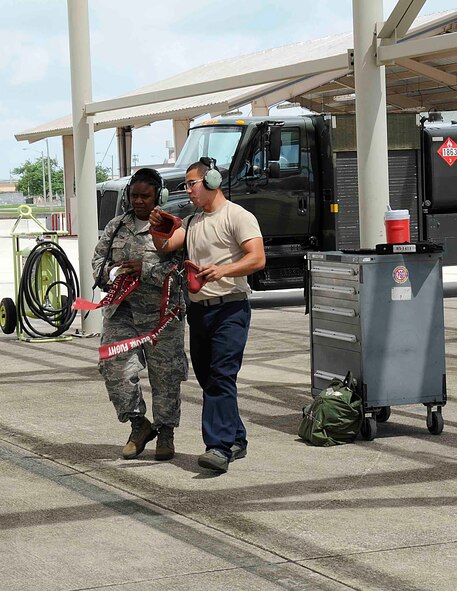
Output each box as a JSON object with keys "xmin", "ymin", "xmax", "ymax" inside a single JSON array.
[{"xmin": 298, "ymin": 372, "xmax": 362, "ymax": 446}]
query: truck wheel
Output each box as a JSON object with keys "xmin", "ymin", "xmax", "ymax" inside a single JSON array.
[
  {"xmin": 427, "ymin": 411, "xmax": 444, "ymax": 435},
  {"xmin": 361, "ymin": 417, "xmax": 377, "ymax": 441},
  {"xmin": 376, "ymin": 406, "xmax": 391, "ymax": 423},
  {"xmin": 0, "ymin": 298, "xmax": 17, "ymax": 334}
]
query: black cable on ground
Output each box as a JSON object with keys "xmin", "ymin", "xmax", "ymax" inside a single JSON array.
[{"xmin": 17, "ymin": 240, "xmax": 80, "ymax": 338}]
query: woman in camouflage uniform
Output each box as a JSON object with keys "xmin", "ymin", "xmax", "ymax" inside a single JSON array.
[{"xmin": 92, "ymin": 168, "xmax": 187, "ymax": 461}]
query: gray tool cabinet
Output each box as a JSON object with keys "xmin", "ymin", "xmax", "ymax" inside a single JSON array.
[{"xmin": 307, "ymin": 250, "xmax": 446, "ymax": 440}]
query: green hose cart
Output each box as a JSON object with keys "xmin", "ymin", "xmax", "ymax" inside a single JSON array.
[{"xmin": 0, "ymin": 205, "xmax": 79, "ymax": 342}]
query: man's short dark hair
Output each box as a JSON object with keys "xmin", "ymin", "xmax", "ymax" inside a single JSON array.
[{"xmin": 186, "ymin": 157, "xmax": 220, "ymax": 176}]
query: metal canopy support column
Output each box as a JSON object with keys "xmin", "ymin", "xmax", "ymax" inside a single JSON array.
[
  {"xmin": 62, "ymin": 134, "xmax": 76, "ymax": 235},
  {"xmin": 352, "ymin": 0, "xmax": 389, "ymax": 248},
  {"xmin": 172, "ymin": 119, "xmax": 190, "ymax": 159},
  {"xmin": 251, "ymin": 100, "xmax": 269, "ymax": 116},
  {"xmin": 67, "ymin": 0, "xmax": 100, "ymax": 334},
  {"xmin": 117, "ymin": 126, "xmax": 132, "ymax": 177}
]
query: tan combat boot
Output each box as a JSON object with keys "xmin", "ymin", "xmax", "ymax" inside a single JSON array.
[
  {"xmin": 155, "ymin": 426, "xmax": 175, "ymax": 461},
  {"xmin": 122, "ymin": 417, "xmax": 157, "ymax": 459}
]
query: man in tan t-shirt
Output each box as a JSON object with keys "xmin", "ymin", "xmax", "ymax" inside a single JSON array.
[{"xmin": 150, "ymin": 157, "xmax": 265, "ymax": 473}]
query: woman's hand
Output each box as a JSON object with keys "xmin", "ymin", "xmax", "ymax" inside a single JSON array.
[{"xmin": 119, "ymin": 260, "xmax": 143, "ymax": 277}]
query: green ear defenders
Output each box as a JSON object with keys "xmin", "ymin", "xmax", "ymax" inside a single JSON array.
[
  {"xmin": 123, "ymin": 167, "xmax": 169, "ymax": 211},
  {"xmin": 200, "ymin": 157, "xmax": 222, "ymax": 190}
]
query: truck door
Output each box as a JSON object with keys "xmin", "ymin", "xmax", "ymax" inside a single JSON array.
[
  {"xmin": 231, "ymin": 125, "xmax": 311, "ymax": 242},
  {"xmin": 230, "ymin": 123, "xmax": 314, "ymax": 289}
]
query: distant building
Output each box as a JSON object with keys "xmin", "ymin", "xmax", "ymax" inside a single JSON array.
[
  {"xmin": 0, "ymin": 181, "xmax": 25, "ymax": 204},
  {"xmin": 0, "ymin": 179, "xmax": 16, "ymax": 193}
]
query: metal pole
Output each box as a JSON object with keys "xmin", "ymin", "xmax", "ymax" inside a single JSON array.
[
  {"xmin": 352, "ymin": 0, "xmax": 389, "ymax": 248},
  {"xmin": 62, "ymin": 135, "xmax": 76, "ymax": 234},
  {"xmin": 41, "ymin": 152, "xmax": 46, "ymax": 203},
  {"xmin": 45, "ymin": 139, "xmax": 53, "ymax": 203},
  {"xmin": 67, "ymin": 0, "xmax": 100, "ymax": 334}
]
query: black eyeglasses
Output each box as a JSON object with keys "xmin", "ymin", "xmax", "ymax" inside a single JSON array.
[{"xmin": 184, "ymin": 179, "xmax": 204, "ymax": 191}]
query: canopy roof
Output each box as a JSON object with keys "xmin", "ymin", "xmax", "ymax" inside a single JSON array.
[{"xmin": 15, "ymin": 9, "xmax": 457, "ymax": 144}]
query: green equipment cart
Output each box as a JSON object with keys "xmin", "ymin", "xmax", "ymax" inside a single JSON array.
[{"xmin": 0, "ymin": 205, "xmax": 79, "ymax": 342}]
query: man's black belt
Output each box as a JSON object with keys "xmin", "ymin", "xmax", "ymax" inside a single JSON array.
[{"xmin": 194, "ymin": 293, "xmax": 248, "ymax": 307}]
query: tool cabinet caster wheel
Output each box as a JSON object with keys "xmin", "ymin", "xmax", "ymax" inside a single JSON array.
[
  {"xmin": 0, "ymin": 298, "xmax": 17, "ymax": 334},
  {"xmin": 376, "ymin": 406, "xmax": 391, "ymax": 423},
  {"xmin": 427, "ymin": 411, "xmax": 444, "ymax": 435},
  {"xmin": 361, "ymin": 417, "xmax": 377, "ymax": 441}
]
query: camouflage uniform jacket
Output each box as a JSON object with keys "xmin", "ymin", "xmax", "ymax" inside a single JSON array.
[{"xmin": 92, "ymin": 212, "xmax": 183, "ymax": 320}]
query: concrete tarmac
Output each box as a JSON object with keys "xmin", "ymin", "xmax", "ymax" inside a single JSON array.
[{"xmin": 1, "ymin": 224, "xmax": 457, "ymax": 591}]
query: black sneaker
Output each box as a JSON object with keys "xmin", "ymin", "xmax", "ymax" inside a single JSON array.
[
  {"xmin": 230, "ymin": 444, "xmax": 247, "ymax": 462},
  {"xmin": 198, "ymin": 449, "xmax": 229, "ymax": 472}
]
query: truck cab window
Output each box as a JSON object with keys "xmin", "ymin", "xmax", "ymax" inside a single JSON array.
[
  {"xmin": 278, "ymin": 129, "xmax": 300, "ymax": 169},
  {"xmin": 175, "ymin": 125, "xmax": 243, "ymax": 169},
  {"xmin": 251, "ymin": 128, "xmax": 300, "ymax": 171}
]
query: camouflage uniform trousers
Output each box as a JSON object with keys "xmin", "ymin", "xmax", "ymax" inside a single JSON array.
[{"xmin": 98, "ymin": 301, "xmax": 188, "ymax": 427}]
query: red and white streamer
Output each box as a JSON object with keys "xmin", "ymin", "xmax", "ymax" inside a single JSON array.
[
  {"xmin": 98, "ymin": 266, "xmax": 182, "ymax": 360},
  {"xmin": 72, "ymin": 274, "xmax": 139, "ymax": 311}
]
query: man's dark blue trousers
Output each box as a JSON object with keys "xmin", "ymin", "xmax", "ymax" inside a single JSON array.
[{"xmin": 187, "ymin": 299, "xmax": 251, "ymax": 459}]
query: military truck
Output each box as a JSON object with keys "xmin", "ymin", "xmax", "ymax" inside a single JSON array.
[{"xmin": 96, "ymin": 114, "xmax": 457, "ymax": 291}]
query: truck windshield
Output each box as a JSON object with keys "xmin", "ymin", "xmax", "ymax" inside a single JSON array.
[{"xmin": 175, "ymin": 125, "xmax": 243, "ymax": 170}]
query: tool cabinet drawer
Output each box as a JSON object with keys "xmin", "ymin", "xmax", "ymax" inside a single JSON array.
[
  {"xmin": 310, "ymin": 277, "xmax": 360, "ymax": 301},
  {"xmin": 311, "ymin": 344, "xmax": 361, "ymax": 396},
  {"xmin": 311, "ymin": 318, "xmax": 361, "ymax": 352},
  {"xmin": 309, "ymin": 262, "xmax": 359, "ymax": 280},
  {"xmin": 311, "ymin": 295, "xmax": 359, "ymax": 324}
]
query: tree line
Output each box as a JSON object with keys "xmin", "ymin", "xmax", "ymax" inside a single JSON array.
[{"xmin": 12, "ymin": 157, "xmax": 110, "ymax": 197}]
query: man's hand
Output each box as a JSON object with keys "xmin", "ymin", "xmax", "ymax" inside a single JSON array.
[
  {"xmin": 149, "ymin": 207, "xmax": 164, "ymax": 228},
  {"xmin": 149, "ymin": 207, "xmax": 186, "ymax": 253},
  {"xmin": 198, "ymin": 264, "xmax": 226, "ymax": 282}
]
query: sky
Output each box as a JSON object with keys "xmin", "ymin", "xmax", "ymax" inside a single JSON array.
[{"xmin": 1, "ymin": 0, "xmax": 457, "ymax": 181}]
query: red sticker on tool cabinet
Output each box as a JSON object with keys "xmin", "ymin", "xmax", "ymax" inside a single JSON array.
[{"xmin": 392, "ymin": 266, "xmax": 409, "ymax": 284}]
